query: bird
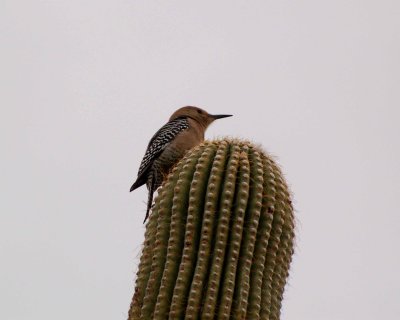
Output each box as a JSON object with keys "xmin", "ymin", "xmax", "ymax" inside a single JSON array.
[{"xmin": 130, "ymin": 106, "xmax": 232, "ymax": 223}]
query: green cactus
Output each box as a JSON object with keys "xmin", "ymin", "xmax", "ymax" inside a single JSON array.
[{"xmin": 128, "ymin": 139, "xmax": 294, "ymax": 320}]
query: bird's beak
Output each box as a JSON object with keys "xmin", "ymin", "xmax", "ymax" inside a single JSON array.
[{"xmin": 210, "ymin": 114, "xmax": 233, "ymax": 120}]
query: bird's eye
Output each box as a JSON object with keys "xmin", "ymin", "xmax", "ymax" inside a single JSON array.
[{"xmin": 197, "ymin": 109, "xmax": 202, "ymax": 114}]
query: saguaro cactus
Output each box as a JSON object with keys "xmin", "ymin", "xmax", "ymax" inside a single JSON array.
[{"xmin": 128, "ymin": 139, "xmax": 294, "ymax": 320}]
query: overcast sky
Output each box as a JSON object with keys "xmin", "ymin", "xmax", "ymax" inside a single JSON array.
[{"xmin": 2, "ymin": 1, "xmax": 399, "ymax": 319}]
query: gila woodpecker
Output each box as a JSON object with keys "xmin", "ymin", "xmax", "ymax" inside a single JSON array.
[{"xmin": 130, "ymin": 106, "xmax": 232, "ymax": 223}]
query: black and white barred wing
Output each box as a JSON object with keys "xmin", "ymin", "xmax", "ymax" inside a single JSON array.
[{"xmin": 136, "ymin": 117, "xmax": 189, "ymax": 180}]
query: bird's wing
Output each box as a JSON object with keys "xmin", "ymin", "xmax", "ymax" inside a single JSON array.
[{"xmin": 136, "ymin": 117, "xmax": 189, "ymax": 180}]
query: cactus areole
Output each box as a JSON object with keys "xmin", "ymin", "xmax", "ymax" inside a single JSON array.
[{"xmin": 128, "ymin": 139, "xmax": 295, "ymax": 320}]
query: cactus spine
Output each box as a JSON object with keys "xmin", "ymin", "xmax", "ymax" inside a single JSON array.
[{"xmin": 128, "ymin": 139, "xmax": 294, "ymax": 320}]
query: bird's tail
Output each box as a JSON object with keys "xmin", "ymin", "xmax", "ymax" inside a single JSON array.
[{"xmin": 143, "ymin": 175, "xmax": 155, "ymax": 223}]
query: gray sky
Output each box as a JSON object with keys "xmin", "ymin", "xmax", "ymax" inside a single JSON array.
[{"xmin": 2, "ymin": 1, "xmax": 400, "ymax": 319}]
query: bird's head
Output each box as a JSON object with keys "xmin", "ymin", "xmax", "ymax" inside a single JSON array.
[{"xmin": 169, "ymin": 106, "xmax": 232, "ymax": 128}]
